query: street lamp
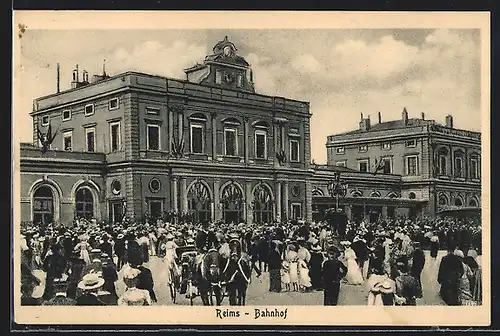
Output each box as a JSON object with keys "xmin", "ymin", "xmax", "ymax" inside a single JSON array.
[{"xmin": 327, "ymin": 172, "xmax": 348, "ymax": 211}]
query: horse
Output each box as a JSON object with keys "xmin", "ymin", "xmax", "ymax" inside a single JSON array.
[
  {"xmin": 221, "ymin": 239, "xmax": 252, "ymax": 306},
  {"xmin": 195, "ymin": 247, "xmax": 225, "ymax": 306}
]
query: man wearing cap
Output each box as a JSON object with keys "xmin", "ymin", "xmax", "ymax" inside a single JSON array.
[
  {"xmin": 196, "ymin": 221, "xmax": 209, "ymax": 251},
  {"xmin": 410, "ymin": 241, "xmax": 426, "ymax": 299},
  {"xmin": 42, "ymin": 278, "xmax": 77, "ymax": 306},
  {"xmin": 322, "ymin": 247, "xmax": 347, "ymax": 305},
  {"xmin": 114, "ymin": 233, "xmax": 126, "ymax": 270},
  {"xmin": 76, "ymin": 273, "xmax": 106, "ymax": 306}
]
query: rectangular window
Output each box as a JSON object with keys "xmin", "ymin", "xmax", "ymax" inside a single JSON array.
[
  {"xmin": 62, "ymin": 110, "xmax": 71, "ymax": 121},
  {"xmin": 470, "ymin": 158, "xmax": 479, "ymax": 179},
  {"xmin": 109, "ymin": 121, "xmax": 121, "ymax": 152},
  {"xmin": 85, "ymin": 128, "xmax": 96, "ymax": 152},
  {"xmin": 336, "ymin": 160, "xmax": 346, "ymax": 167},
  {"xmin": 359, "ymin": 144, "xmax": 368, "ymax": 152},
  {"xmin": 255, "ymin": 130, "xmax": 267, "ymax": 159},
  {"xmin": 358, "ymin": 159, "xmax": 369, "ymax": 172},
  {"xmin": 383, "ymin": 158, "xmax": 392, "ymax": 174},
  {"xmin": 147, "ymin": 124, "xmax": 160, "ymax": 151},
  {"xmin": 109, "ymin": 98, "xmax": 119, "ymax": 110},
  {"xmin": 63, "ymin": 131, "xmax": 72, "ymax": 151},
  {"xmin": 382, "ymin": 142, "xmax": 391, "ymax": 150},
  {"xmin": 84, "ymin": 104, "xmax": 94, "ymax": 116},
  {"xmin": 236, "ymin": 74, "xmax": 243, "ymax": 88},
  {"xmin": 190, "ymin": 124, "xmax": 204, "ymax": 154},
  {"xmin": 406, "ymin": 155, "xmax": 418, "ymax": 175},
  {"xmin": 224, "ymin": 128, "xmax": 237, "ymax": 156},
  {"xmin": 439, "ymin": 155, "xmax": 447, "ymax": 175},
  {"xmin": 454, "ymin": 156, "xmax": 463, "ymax": 177},
  {"xmin": 336, "ymin": 147, "xmax": 345, "ymax": 155},
  {"xmin": 41, "ymin": 115, "xmax": 49, "ymax": 126},
  {"xmin": 406, "ymin": 139, "xmax": 416, "ymax": 147},
  {"xmin": 148, "ymin": 200, "xmax": 163, "ymax": 219},
  {"xmin": 290, "ymin": 139, "xmax": 300, "ymax": 162},
  {"xmin": 215, "ymin": 70, "xmax": 222, "ymax": 84},
  {"xmin": 146, "ymin": 107, "xmax": 160, "ymax": 115},
  {"xmin": 291, "ymin": 203, "xmax": 302, "ymax": 220}
]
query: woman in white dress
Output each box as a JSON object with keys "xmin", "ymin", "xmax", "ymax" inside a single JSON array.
[
  {"xmin": 286, "ymin": 245, "xmax": 299, "ymax": 292},
  {"xmin": 162, "ymin": 233, "xmax": 180, "ymax": 287},
  {"xmin": 343, "ymin": 241, "xmax": 364, "ymax": 285},
  {"xmin": 366, "ymin": 266, "xmax": 395, "ymax": 305},
  {"xmin": 298, "ymin": 258, "xmax": 312, "ymax": 291},
  {"xmin": 74, "ymin": 234, "xmax": 91, "ymax": 264}
]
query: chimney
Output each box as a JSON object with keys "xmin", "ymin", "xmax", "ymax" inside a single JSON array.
[
  {"xmin": 360, "ymin": 115, "xmax": 371, "ymax": 131},
  {"xmin": 82, "ymin": 70, "xmax": 89, "ymax": 83},
  {"xmin": 421, "ymin": 112, "xmax": 425, "ymax": 120},
  {"xmin": 56, "ymin": 63, "xmax": 60, "ymax": 93},
  {"xmin": 378, "ymin": 111, "xmax": 382, "ymax": 124},
  {"xmin": 71, "ymin": 65, "xmax": 79, "ymax": 89},
  {"xmin": 360, "ymin": 112, "xmax": 364, "ymax": 121},
  {"xmin": 402, "ymin": 107, "xmax": 408, "ymax": 125},
  {"xmin": 445, "ymin": 114, "xmax": 453, "ymax": 128}
]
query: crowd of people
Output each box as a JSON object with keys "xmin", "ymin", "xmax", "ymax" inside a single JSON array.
[{"xmin": 19, "ymin": 213, "xmax": 482, "ymax": 307}]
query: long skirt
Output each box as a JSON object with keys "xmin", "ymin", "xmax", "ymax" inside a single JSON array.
[{"xmin": 269, "ymin": 269, "xmax": 282, "ymax": 292}]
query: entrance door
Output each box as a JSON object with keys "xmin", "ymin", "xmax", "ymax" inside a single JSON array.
[
  {"xmin": 32, "ymin": 186, "xmax": 55, "ymax": 226},
  {"xmin": 387, "ymin": 206, "xmax": 395, "ymax": 219},
  {"xmin": 109, "ymin": 202, "xmax": 123, "ymax": 224},
  {"xmin": 149, "ymin": 200, "xmax": 163, "ymax": 221},
  {"xmin": 368, "ymin": 206, "xmax": 382, "ymax": 223},
  {"xmin": 291, "ymin": 203, "xmax": 302, "ymax": 220},
  {"xmin": 221, "ymin": 183, "xmax": 244, "ymax": 224},
  {"xmin": 351, "ymin": 205, "xmax": 364, "ymax": 224}
]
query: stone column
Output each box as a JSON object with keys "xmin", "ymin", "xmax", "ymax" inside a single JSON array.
[
  {"xmin": 304, "ymin": 180, "xmax": 312, "ymax": 222},
  {"xmin": 180, "ymin": 177, "xmax": 188, "ymax": 214},
  {"xmin": 213, "ymin": 179, "xmax": 220, "ymax": 221},
  {"xmin": 211, "ymin": 112, "xmax": 217, "ymax": 160},
  {"xmin": 171, "ymin": 176, "xmax": 178, "ymax": 213},
  {"xmin": 448, "ymin": 145, "xmax": 453, "ymax": 177},
  {"xmin": 168, "ymin": 108, "xmax": 173, "ymax": 154},
  {"xmin": 283, "ymin": 180, "xmax": 290, "ymax": 221},
  {"xmin": 245, "ymin": 180, "xmax": 253, "ymax": 224},
  {"xmin": 345, "ymin": 204, "xmax": 352, "ymax": 221},
  {"xmin": 381, "ymin": 206, "xmax": 388, "ymax": 219},
  {"xmin": 273, "ymin": 122, "xmax": 280, "ymax": 168},
  {"xmin": 465, "ymin": 148, "xmax": 469, "ymax": 180},
  {"xmin": 244, "ymin": 117, "xmax": 249, "ymax": 163},
  {"xmin": 275, "ymin": 181, "xmax": 282, "ymax": 222}
]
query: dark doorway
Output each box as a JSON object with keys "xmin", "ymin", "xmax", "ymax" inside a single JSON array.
[{"xmin": 32, "ymin": 186, "xmax": 54, "ymax": 225}]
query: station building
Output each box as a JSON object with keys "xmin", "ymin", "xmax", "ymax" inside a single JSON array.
[{"xmin": 19, "ymin": 37, "xmax": 482, "ymax": 227}]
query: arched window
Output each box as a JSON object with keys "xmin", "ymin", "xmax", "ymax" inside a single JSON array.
[
  {"xmin": 387, "ymin": 191, "xmax": 398, "ymax": 198},
  {"xmin": 438, "ymin": 194, "xmax": 448, "ymax": 206},
  {"xmin": 253, "ymin": 183, "xmax": 273, "ymax": 224},
  {"xmin": 312, "ymin": 187, "xmax": 324, "ymax": 197},
  {"xmin": 75, "ymin": 187, "xmax": 94, "ymax": 219},
  {"xmin": 220, "ymin": 182, "xmax": 244, "ymax": 224},
  {"xmin": 468, "ymin": 198, "xmax": 478, "ymax": 207},
  {"xmin": 370, "ymin": 191, "xmax": 381, "ymax": 198},
  {"xmin": 187, "ymin": 180, "xmax": 212, "ymax": 223},
  {"xmin": 408, "ymin": 192, "xmax": 416, "ymax": 200},
  {"xmin": 454, "ymin": 197, "xmax": 463, "ymax": 207},
  {"xmin": 351, "ymin": 190, "xmax": 362, "ymax": 198},
  {"xmin": 222, "ymin": 117, "xmax": 241, "ymax": 157},
  {"xmin": 32, "ymin": 186, "xmax": 54, "ymax": 225}
]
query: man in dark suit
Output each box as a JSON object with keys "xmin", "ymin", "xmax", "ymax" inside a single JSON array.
[
  {"xmin": 437, "ymin": 245, "xmax": 463, "ymax": 305},
  {"xmin": 129, "ymin": 253, "xmax": 158, "ymax": 303},
  {"xmin": 196, "ymin": 221, "xmax": 209, "ymax": 251},
  {"xmin": 336, "ymin": 210, "xmax": 347, "ymax": 240},
  {"xmin": 98, "ymin": 234, "xmax": 113, "ymax": 258},
  {"xmin": 42, "ymin": 278, "xmax": 77, "ymax": 306},
  {"xmin": 411, "ymin": 242, "xmax": 426, "ymax": 298},
  {"xmin": 322, "ymin": 247, "xmax": 347, "ymax": 305}
]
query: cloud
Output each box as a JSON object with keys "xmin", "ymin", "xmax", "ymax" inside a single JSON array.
[
  {"xmin": 291, "ymin": 54, "xmax": 322, "ymax": 73},
  {"xmin": 110, "ymin": 39, "xmax": 208, "ymax": 79}
]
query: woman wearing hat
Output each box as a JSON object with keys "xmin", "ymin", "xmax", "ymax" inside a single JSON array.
[
  {"xmin": 118, "ymin": 267, "xmax": 152, "ymax": 306},
  {"xmin": 309, "ymin": 244, "xmax": 324, "ymax": 291},
  {"xmin": 342, "ymin": 241, "xmax": 363, "ymax": 285},
  {"xmin": 67, "ymin": 250, "xmax": 86, "ymax": 299},
  {"xmin": 75, "ymin": 273, "xmax": 106, "ymax": 306},
  {"xmin": 73, "ymin": 234, "xmax": 91, "ymax": 265},
  {"xmin": 366, "ymin": 265, "xmax": 396, "ymax": 306},
  {"xmin": 285, "ymin": 245, "xmax": 299, "ymax": 292}
]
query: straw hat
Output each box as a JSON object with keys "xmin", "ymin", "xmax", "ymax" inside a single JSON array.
[
  {"xmin": 340, "ymin": 241, "xmax": 351, "ymax": 246},
  {"xmin": 123, "ymin": 267, "xmax": 142, "ymax": 280},
  {"xmin": 77, "ymin": 273, "xmax": 105, "ymax": 291},
  {"xmin": 117, "ymin": 234, "xmax": 124, "ymax": 239},
  {"xmin": 311, "ymin": 245, "xmax": 322, "ymax": 251},
  {"xmin": 379, "ymin": 279, "xmax": 394, "ymax": 294},
  {"xmin": 165, "ymin": 233, "xmax": 174, "ymax": 240},
  {"xmin": 186, "ymin": 237, "xmax": 195, "ymax": 244}
]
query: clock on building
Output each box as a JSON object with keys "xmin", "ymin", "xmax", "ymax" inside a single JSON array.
[{"xmin": 223, "ymin": 45, "xmax": 233, "ymax": 57}]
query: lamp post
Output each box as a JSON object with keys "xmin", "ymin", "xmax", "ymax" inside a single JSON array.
[{"xmin": 327, "ymin": 172, "xmax": 348, "ymax": 211}]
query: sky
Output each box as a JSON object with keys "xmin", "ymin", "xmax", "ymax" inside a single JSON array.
[{"xmin": 16, "ymin": 28, "xmax": 481, "ymax": 163}]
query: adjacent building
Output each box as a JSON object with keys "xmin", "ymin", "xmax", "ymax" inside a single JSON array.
[
  {"xmin": 19, "ymin": 37, "xmax": 482, "ymax": 227},
  {"xmin": 319, "ymin": 109, "xmax": 481, "ymax": 221}
]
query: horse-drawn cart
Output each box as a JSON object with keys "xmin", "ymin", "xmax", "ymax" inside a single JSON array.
[{"xmin": 175, "ymin": 245, "xmax": 198, "ymax": 306}]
